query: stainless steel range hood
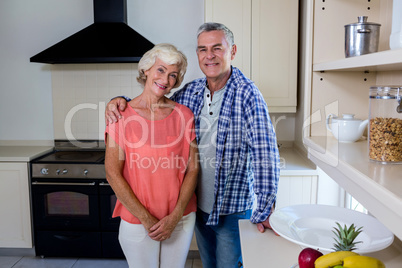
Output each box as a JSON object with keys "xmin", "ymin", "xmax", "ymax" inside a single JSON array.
[{"xmin": 30, "ymin": 0, "xmax": 154, "ymax": 64}]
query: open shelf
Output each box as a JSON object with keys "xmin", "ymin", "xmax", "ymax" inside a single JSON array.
[
  {"xmin": 302, "ymin": 0, "xmax": 402, "ymax": 263},
  {"xmin": 313, "ymin": 49, "xmax": 402, "ymax": 72}
]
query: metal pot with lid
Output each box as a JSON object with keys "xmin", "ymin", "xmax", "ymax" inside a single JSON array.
[{"xmin": 345, "ymin": 16, "xmax": 381, "ymax": 58}]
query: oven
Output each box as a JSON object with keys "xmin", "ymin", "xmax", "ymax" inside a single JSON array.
[{"xmin": 30, "ymin": 141, "xmax": 123, "ymax": 258}]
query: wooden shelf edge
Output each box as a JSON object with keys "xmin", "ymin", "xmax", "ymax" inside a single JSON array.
[{"xmin": 313, "ymin": 48, "xmax": 402, "ymax": 72}]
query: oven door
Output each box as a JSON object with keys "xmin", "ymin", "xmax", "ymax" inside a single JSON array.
[
  {"xmin": 31, "ymin": 178, "xmax": 100, "ymax": 231},
  {"xmin": 99, "ymin": 181, "xmax": 120, "ymax": 231},
  {"xmin": 99, "ymin": 180, "xmax": 124, "ymax": 258}
]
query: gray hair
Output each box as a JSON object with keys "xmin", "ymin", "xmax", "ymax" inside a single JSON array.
[
  {"xmin": 197, "ymin": 22, "xmax": 235, "ymax": 47},
  {"xmin": 137, "ymin": 43, "xmax": 188, "ymax": 89}
]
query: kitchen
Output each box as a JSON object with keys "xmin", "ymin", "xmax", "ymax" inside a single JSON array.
[{"xmin": 1, "ymin": 0, "xmax": 402, "ymax": 267}]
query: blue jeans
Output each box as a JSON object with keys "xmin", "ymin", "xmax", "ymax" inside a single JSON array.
[{"xmin": 195, "ymin": 209, "xmax": 252, "ymax": 268}]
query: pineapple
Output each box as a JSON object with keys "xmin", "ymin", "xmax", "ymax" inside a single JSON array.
[{"xmin": 331, "ymin": 222, "xmax": 363, "ymax": 252}]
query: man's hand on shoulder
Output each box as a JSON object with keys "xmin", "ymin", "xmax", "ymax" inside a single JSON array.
[{"xmin": 105, "ymin": 97, "xmax": 128, "ymax": 125}]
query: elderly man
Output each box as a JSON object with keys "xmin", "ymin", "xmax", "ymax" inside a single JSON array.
[{"xmin": 105, "ymin": 22, "xmax": 280, "ymax": 268}]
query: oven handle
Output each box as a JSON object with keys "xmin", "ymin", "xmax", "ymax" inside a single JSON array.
[
  {"xmin": 99, "ymin": 182, "xmax": 110, "ymax": 186},
  {"xmin": 32, "ymin": 181, "xmax": 96, "ymax": 186}
]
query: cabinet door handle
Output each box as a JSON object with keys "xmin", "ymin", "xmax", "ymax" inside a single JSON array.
[
  {"xmin": 99, "ymin": 182, "xmax": 110, "ymax": 186},
  {"xmin": 32, "ymin": 181, "xmax": 96, "ymax": 186}
]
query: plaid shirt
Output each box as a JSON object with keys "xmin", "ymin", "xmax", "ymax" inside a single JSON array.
[{"xmin": 171, "ymin": 67, "xmax": 280, "ymax": 225}]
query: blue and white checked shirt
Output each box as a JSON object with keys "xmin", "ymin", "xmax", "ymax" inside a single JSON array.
[{"xmin": 171, "ymin": 67, "xmax": 280, "ymax": 225}]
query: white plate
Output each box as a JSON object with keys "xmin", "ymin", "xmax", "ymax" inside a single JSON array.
[{"xmin": 269, "ymin": 204, "xmax": 394, "ymax": 253}]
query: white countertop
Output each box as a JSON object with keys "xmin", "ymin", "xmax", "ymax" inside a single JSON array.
[
  {"xmin": 304, "ymin": 136, "xmax": 402, "ymax": 241},
  {"xmin": 279, "ymin": 147, "xmax": 317, "ymax": 176},
  {"xmin": 239, "ymin": 219, "xmax": 402, "ymax": 268},
  {"xmin": 239, "ymin": 219, "xmax": 302, "ymax": 267},
  {"xmin": 0, "ymin": 146, "xmax": 54, "ymax": 162}
]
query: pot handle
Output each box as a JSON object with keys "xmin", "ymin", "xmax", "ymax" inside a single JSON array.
[
  {"xmin": 357, "ymin": 28, "xmax": 371, "ymax": 34},
  {"xmin": 326, "ymin": 114, "xmax": 336, "ymax": 132}
]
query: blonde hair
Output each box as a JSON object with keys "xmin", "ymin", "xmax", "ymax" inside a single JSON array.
[{"xmin": 137, "ymin": 43, "xmax": 188, "ymax": 88}]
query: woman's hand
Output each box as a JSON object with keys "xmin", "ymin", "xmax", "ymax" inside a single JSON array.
[
  {"xmin": 148, "ymin": 214, "xmax": 181, "ymax": 241},
  {"xmin": 140, "ymin": 214, "xmax": 160, "ymax": 234}
]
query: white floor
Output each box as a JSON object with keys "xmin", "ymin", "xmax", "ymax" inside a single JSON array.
[{"xmin": 0, "ymin": 256, "xmax": 203, "ymax": 268}]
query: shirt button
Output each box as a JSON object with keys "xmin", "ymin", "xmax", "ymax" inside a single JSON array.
[
  {"xmin": 209, "ymin": 103, "xmax": 211, "ymax": 106},
  {"xmin": 209, "ymin": 112, "xmax": 213, "ymax": 115},
  {"xmin": 207, "ymin": 94, "xmax": 210, "ymax": 97}
]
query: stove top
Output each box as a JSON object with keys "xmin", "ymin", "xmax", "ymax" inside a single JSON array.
[
  {"xmin": 34, "ymin": 150, "xmax": 105, "ymax": 164},
  {"xmin": 31, "ymin": 140, "xmax": 106, "ymax": 179}
]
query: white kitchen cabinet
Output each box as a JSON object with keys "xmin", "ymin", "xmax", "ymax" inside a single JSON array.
[
  {"xmin": 276, "ymin": 175, "xmax": 318, "ymax": 209},
  {"xmin": 205, "ymin": 0, "xmax": 298, "ymax": 113},
  {"xmin": 301, "ymin": 0, "xmax": 402, "ymax": 244},
  {"xmin": 0, "ymin": 163, "xmax": 32, "ymax": 248}
]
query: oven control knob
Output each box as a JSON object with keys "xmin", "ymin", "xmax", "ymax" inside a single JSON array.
[
  {"xmin": 40, "ymin": 168, "xmax": 48, "ymax": 175},
  {"xmin": 84, "ymin": 169, "xmax": 89, "ymax": 176},
  {"xmin": 62, "ymin": 169, "xmax": 68, "ymax": 174},
  {"xmin": 56, "ymin": 169, "xmax": 60, "ymax": 175}
]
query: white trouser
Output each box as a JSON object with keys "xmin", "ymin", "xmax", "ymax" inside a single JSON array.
[{"xmin": 118, "ymin": 212, "xmax": 196, "ymax": 268}]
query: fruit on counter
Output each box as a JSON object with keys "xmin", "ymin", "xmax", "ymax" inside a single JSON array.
[
  {"xmin": 315, "ymin": 222, "xmax": 364, "ymax": 268},
  {"xmin": 314, "ymin": 251, "xmax": 359, "ymax": 268},
  {"xmin": 332, "ymin": 222, "xmax": 363, "ymax": 252},
  {"xmin": 298, "ymin": 247, "xmax": 323, "ymax": 268},
  {"xmin": 313, "ymin": 223, "xmax": 385, "ymax": 267},
  {"xmin": 342, "ymin": 255, "xmax": 386, "ymax": 268}
]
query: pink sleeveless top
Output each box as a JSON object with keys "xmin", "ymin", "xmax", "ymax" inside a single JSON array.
[{"xmin": 105, "ymin": 103, "xmax": 197, "ymax": 224}]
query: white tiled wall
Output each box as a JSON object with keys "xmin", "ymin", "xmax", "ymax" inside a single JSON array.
[{"xmin": 51, "ymin": 64, "xmax": 144, "ymax": 140}]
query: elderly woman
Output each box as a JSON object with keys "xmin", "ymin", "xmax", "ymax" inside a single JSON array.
[{"xmin": 105, "ymin": 43, "xmax": 198, "ymax": 268}]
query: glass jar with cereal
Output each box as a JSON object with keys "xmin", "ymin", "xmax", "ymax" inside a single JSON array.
[{"xmin": 368, "ymin": 86, "xmax": 402, "ymax": 164}]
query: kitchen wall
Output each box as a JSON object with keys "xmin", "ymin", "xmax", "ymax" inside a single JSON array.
[
  {"xmin": 0, "ymin": 0, "xmax": 204, "ymax": 142},
  {"xmin": 0, "ymin": 0, "xmax": 295, "ymax": 143},
  {"xmin": 0, "ymin": 0, "xmax": 92, "ymax": 142}
]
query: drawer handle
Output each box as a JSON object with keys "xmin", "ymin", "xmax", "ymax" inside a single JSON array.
[
  {"xmin": 54, "ymin": 234, "xmax": 83, "ymax": 241},
  {"xmin": 32, "ymin": 181, "xmax": 96, "ymax": 186}
]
